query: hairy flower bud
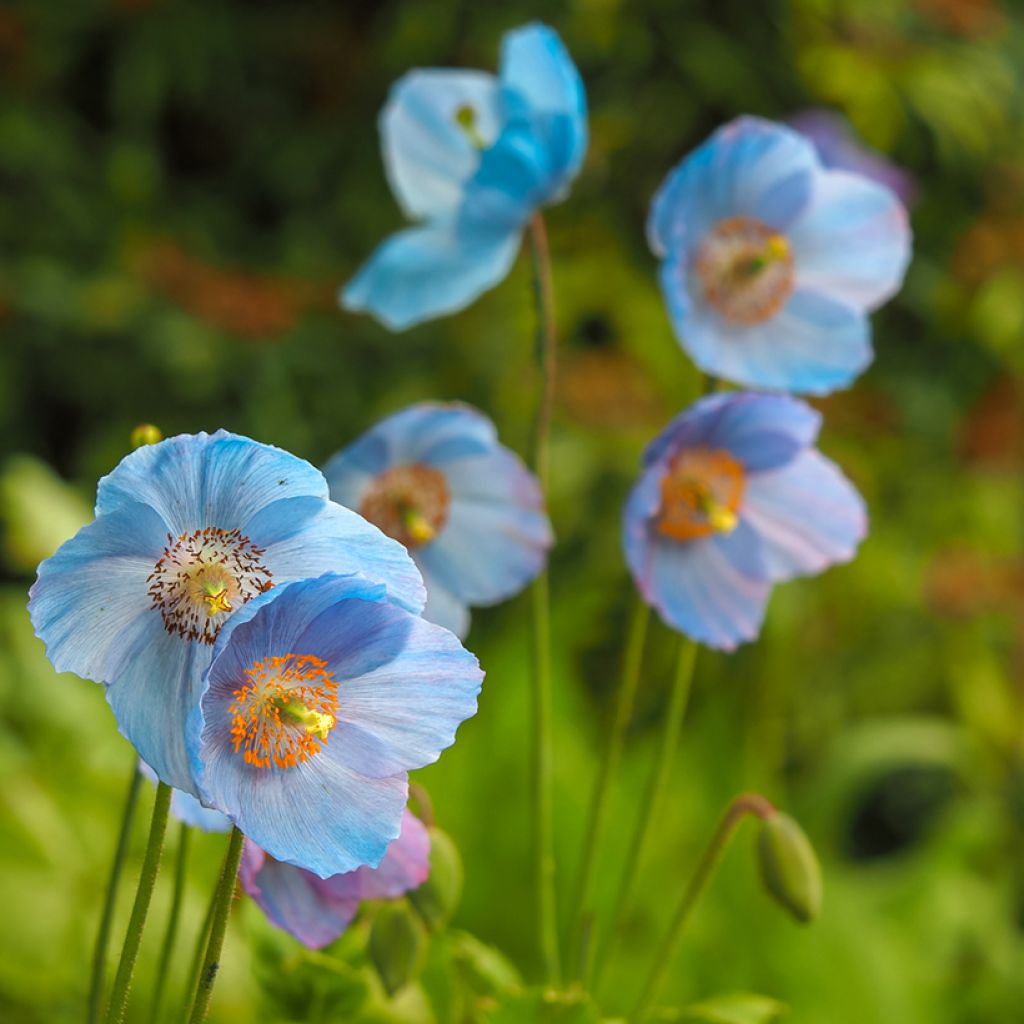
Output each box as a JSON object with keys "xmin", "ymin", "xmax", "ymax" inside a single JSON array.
[
  {"xmin": 369, "ymin": 902, "xmax": 426, "ymax": 996},
  {"xmin": 757, "ymin": 812, "xmax": 822, "ymax": 924}
]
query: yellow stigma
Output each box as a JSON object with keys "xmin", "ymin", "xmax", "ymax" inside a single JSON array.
[
  {"xmin": 282, "ymin": 701, "xmax": 336, "ymax": 741},
  {"xmin": 696, "ymin": 489, "xmax": 739, "ymax": 534},
  {"xmin": 202, "ymin": 580, "xmax": 233, "ymax": 616},
  {"xmin": 402, "ymin": 506, "xmax": 436, "ymax": 545},
  {"xmin": 454, "ymin": 104, "xmax": 486, "ymax": 150},
  {"xmin": 765, "ymin": 234, "xmax": 790, "ymax": 261}
]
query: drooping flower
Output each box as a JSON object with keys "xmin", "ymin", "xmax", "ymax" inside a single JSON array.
[
  {"xmin": 29, "ymin": 431, "xmax": 424, "ymax": 795},
  {"xmin": 240, "ymin": 809, "xmax": 430, "ymax": 948},
  {"xmin": 648, "ymin": 116, "xmax": 911, "ymax": 395},
  {"xmin": 323, "ymin": 403, "xmax": 551, "ymax": 637},
  {"xmin": 191, "ymin": 572, "xmax": 482, "ymax": 877},
  {"xmin": 623, "ymin": 392, "xmax": 866, "ymax": 650},
  {"xmin": 341, "ymin": 22, "xmax": 587, "ymax": 330},
  {"xmin": 788, "ymin": 109, "xmax": 916, "ymax": 207},
  {"xmin": 139, "ymin": 760, "xmax": 231, "ymax": 833}
]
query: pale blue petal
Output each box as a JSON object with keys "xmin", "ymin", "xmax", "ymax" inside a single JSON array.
[
  {"xmin": 352, "ymin": 808, "xmax": 431, "ymax": 901},
  {"xmin": 382, "ymin": 69, "xmax": 501, "ymax": 220},
  {"xmin": 417, "ymin": 560, "xmax": 471, "ymax": 638},
  {"xmin": 340, "ymin": 220, "xmax": 522, "ymax": 331},
  {"xmin": 648, "ymin": 116, "xmax": 817, "ymax": 258},
  {"xmin": 742, "ymin": 449, "xmax": 867, "ymax": 581},
  {"xmin": 712, "ymin": 519, "xmax": 768, "ymax": 581},
  {"xmin": 245, "ymin": 495, "xmax": 425, "ymax": 615},
  {"xmin": 95, "ymin": 431, "xmax": 327, "ymax": 535},
  {"xmin": 28, "ymin": 501, "xmax": 168, "ymax": 685},
  {"xmin": 139, "ymin": 761, "xmax": 231, "ymax": 833},
  {"xmin": 788, "ymin": 168, "xmax": 912, "ymax": 312}
]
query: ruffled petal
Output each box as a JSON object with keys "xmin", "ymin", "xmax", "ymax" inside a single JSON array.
[
  {"xmin": 354, "ymin": 809, "xmax": 431, "ymax": 901},
  {"xmin": 741, "ymin": 449, "xmax": 867, "ymax": 581},
  {"xmin": 498, "ymin": 22, "xmax": 588, "ymax": 198},
  {"xmin": 245, "ymin": 495, "xmax": 425, "ymax": 614},
  {"xmin": 788, "ymin": 168, "xmax": 911, "ymax": 312},
  {"xmin": 95, "ymin": 432, "xmax": 328, "ymax": 536},
  {"xmin": 28, "ymin": 501, "xmax": 168, "ymax": 684},
  {"xmin": 648, "ymin": 116, "xmax": 817, "ymax": 258},
  {"xmin": 381, "ymin": 69, "xmax": 501, "ymax": 220},
  {"xmin": 340, "ymin": 220, "xmax": 522, "ymax": 331}
]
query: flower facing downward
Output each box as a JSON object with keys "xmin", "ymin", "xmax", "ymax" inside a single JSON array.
[
  {"xmin": 239, "ymin": 809, "xmax": 430, "ymax": 949},
  {"xmin": 623, "ymin": 392, "xmax": 867, "ymax": 650},
  {"xmin": 649, "ymin": 116, "xmax": 911, "ymax": 395},
  {"xmin": 28, "ymin": 431, "xmax": 424, "ymax": 795},
  {"xmin": 324, "ymin": 403, "xmax": 551, "ymax": 637},
  {"xmin": 341, "ymin": 22, "xmax": 587, "ymax": 330},
  {"xmin": 192, "ymin": 573, "xmax": 482, "ymax": 878}
]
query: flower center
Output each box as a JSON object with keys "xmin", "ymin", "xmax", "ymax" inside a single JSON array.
[
  {"xmin": 229, "ymin": 653, "xmax": 338, "ymax": 770},
  {"xmin": 148, "ymin": 528, "xmax": 273, "ymax": 645},
  {"xmin": 693, "ymin": 217, "xmax": 794, "ymax": 325},
  {"xmin": 657, "ymin": 447, "xmax": 746, "ymax": 542},
  {"xmin": 359, "ymin": 464, "xmax": 450, "ymax": 549},
  {"xmin": 454, "ymin": 104, "xmax": 487, "ymax": 150}
]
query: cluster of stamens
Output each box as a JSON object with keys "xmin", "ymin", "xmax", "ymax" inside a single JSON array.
[
  {"xmin": 657, "ymin": 446, "xmax": 746, "ymax": 542},
  {"xmin": 693, "ymin": 216, "xmax": 794, "ymax": 324},
  {"xmin": 229, "ymin": 653, "xmax": 338, "ymax": 770},
  {"xmin": 147, "ymin": 527, "xmax": 273, "ymax": 644},
  {"xmin": 360, "ymin": 464, "xmax": 451, "ymax": 549}
]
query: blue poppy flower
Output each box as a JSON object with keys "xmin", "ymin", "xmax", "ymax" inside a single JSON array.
[
  {"xmin": 239, "ymin": 809, "xmax": 430, "ymax": 949},
  {"xmin": 623, "ymin": 392, "xmax": 866, "ymax": 650},
  {"xmin": 191, "ymin": 572, "xmax": 482, "ymax": 878},
  {"xmin": 341, "ymin": 22, "xmax": 587, "ymax": 330},
  {"xmin": 28, "ymin": 431, "xmax": 424, "ymax": 795},
  {"xmin": 323, "ymin": 403, "xmax": 551, "ymax": 637},
  {"xmin": 139, "ymin": 760, "xmax": 231, "ymax": 833},
  {"xmin": 649, "ymin": 116, "xmax": 911, "ymax": 395}
]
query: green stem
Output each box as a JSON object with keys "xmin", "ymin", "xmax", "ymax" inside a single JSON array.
[
  {"xmin": 181, "ymin": 883, "xmax": 217, "ymax": 1017},
  {"xmin": 568, "ymin": 598, "xmax": 650, "ymax": 979},
  {"xmin": 527, "ymin": 211, "xmax": 561, "ymax": 985},
  {"xmin": 88, "ymin": 761, "xmax": 143, "ymax": 1024},
  {"xmin": 188, "ymin": 826, "xmax": 244, "ymax": 1023},
  {"xmin": 104, "ymin": 781, "xmax": 172, "ymax": 1024},
  {"xmin": 590, "ymin": 636, "xmax": 699, "ymax": 985},
  {"xmin": 630, "ymin": 793, "xmax": 776, "ymax": 1021},
  {"xmin": 149, "ymin": 822, "xmax": 190, "ymax": 1024}
]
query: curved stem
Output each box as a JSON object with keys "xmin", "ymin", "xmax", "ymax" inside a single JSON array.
[
  {"xmin": 527, "ymin": 211, "xmax": 561, "ymax": 985},
  {"xmin": 188, "ymin": 826, "xmax": 244, "ymax": 1024},
  {"xmin": 104, "ymin": 781, "xmax": 172, "ymax": 1024},
  {"xmin": 88, "ymin": 761, "xmax": 142, "ymax": 1024},
  {"xmin": 591, "ymin": 635, "xmax": 698, "ymax": 985},
  {"xmin": 149, "ymin": 822, "xmax": 190, "ymax": 1023},
  {"xmin": 568, "ymin": 598, "xmax": 650, "ymax": 979},
  {"xmin": 630, "ymin": 793, "xmax": 776, "ymax": 1021}
]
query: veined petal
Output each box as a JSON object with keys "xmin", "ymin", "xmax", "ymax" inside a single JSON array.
[
  {"xmin": 340, "ymin": 220, "xmax": 522, "ymax": 331},
  {"xmin": 95, "ymin": 431, "xmax": 328, "ymax": 535},
  {"xmin": 382, "ymin": 69, "xmax": 501, "ymax": 220},
  {"xmin": 353, "ymin": 808, "xmax": 431, "ymax": 901},
  {"xmin": 742, "ymin": 449, "xmax": 867, "ymax": 581},
  {"xmin": 789, "ymin": 168, "xmax": 911, "ymax": 312},
  {"xmin": 648, "ymin": 116, "xmax": 817, "ymax": 258},
  {"xmin": 28, "ymin": 501, "xmax": 168, "ymax": 685}
]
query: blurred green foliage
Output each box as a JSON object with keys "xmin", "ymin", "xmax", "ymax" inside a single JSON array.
[{"xmin": 2, "ymin": 0, "xmax": 1024, "ymax": 1021}]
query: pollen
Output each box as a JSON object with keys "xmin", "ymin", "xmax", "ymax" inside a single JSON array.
[
  {"xmin": 147, "ymin": 527, "xmax": 273, "ymax": 645},
  {"xmin": 360, "ymin": 464, "xmax": 451, "ymax": 550},
  {"xmin": 228, "ymin": 653, "xmax": 339, "ymax": 770},
  {"xmin": 657, "ymin": 446, "xmax": 746, "ymax": 542},
  {"xmin": 693, "ymin": 217, "xmax": 795, "ymax": 325}
]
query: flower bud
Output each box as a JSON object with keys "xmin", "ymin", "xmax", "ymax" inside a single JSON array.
[
  {"xmin": 369, "ymin": 901, "xmax": 426, "ymax": 996},
  {"xmin": 408, "ymin": 827, "xmax": 463, "ymax": 931},
  {"xmin": 130, "ymin": 423, "xmax": 163, "ymax": 448},
  {"xmin": 757, "ymin": 812, "xmax": 822, "ymax": 924}
]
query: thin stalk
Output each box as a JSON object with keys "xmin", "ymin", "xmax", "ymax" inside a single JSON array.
[
  {"xmin": 181, "ymin": 885, "xmax": 217, "ymax": 1017},
  {"xmin": 567, "ymin": 598, "xmax": 650, "ymax": 979},
  {"xmin": 590, "ymin": 636, "xmax": 699, "ymax": 985},
  {"xmin": 527, "ymin": 211, "xmax": 561, "ymax": 985},
  {"xmin": 188, "ymin": 826, "xmax": 244, "ymax": 1023},
  {"xmin": 149, "ymin": 822, "xmax": 190, "ymax": 1023},
  {"xmin": 630, "ymin": 793, "xmax": 776, "ymax": 1021},
  {"xmin": 104, "ymin": 781, "xmax": 172, "ymax": 1024},
  {"xmin": 88, "ymin": 761, "xmax": 143, "ymax": 1024}
]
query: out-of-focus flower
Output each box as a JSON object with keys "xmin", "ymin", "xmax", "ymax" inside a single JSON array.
[
  {"xmin": 29, "ymin": 431, "xmax": 423, "ymax": 795},
  {"xmin": 324, "ymin": 403, "xmax": 550, "ymax": 637},
  {"xmin": 341, "ymin": 22, "xmax": 587, "ymax": 330},
  {"xmin": 788, "ymin": 109, "xmax": 916, "ymax": 207},
  {"xmin": 139, "ymin": 760, "xmax": 231, "ymax": 832},
  {"xmin": 623, "ymin": 392, "xmax": 866, "ymax": 650},
  {"xmin": 240, "ymin": 809, "xmax": 430, "ymax": 949},
  {"xmin": 649, "ymin": 116, "xmax": 911, "ymax": 395},
  {"xmin": 192, "ymin": 573, "xmax": 482, "ymax": 877}
]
